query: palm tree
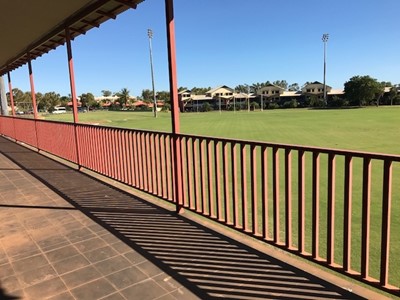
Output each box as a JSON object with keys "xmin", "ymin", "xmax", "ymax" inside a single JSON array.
[{"xmin": 116, "ymin": 88, "xmax": 130, "ymax": 108}]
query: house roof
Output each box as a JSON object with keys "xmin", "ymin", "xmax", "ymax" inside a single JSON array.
[
  {"xmin": 0, "ymin": 0, "xmax": 144, "ymax": 76},
  {"xmin": 303, "ymin": 81, "xmax": 332, "ymax": 89},
  {"xmin": 233, "ymin": 92, "xmax": 256, "ymax": 99},
  {"xmin": 95, "ymin": 96, "xmax": 120, "ymax": 101},
  {"xmin": 260, "ymin": 84, "xmax": 284, "ymax": 90},
  {"xmin": 328, "ymin": 89, "xmax": 345, "ymax": 95},
  {"xmin": 280, "ymin": 91, "xmax": 302, "ymax": 97},
  {"xmin": 206, "ymin": 85, "xmax": 234, "ymax": 94},
  {"xmin": 178, "ymin": 89, "xmax": 191, "ymax": 94},
  {"xmin": 191, "ymin": 95, "xmax": 213, "ymax": 101}
]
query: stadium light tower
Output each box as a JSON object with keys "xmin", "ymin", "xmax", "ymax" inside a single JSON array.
[
  {"xmin": 322, "ymin": 33, "xmax": 329, "ymax": 106},
  {"xmin": 148, "ymin": 29, "xmax": 157, "ymax": 118}
]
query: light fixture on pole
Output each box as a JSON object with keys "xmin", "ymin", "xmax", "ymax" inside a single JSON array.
[
  {"xmin": 148, "ymin": 29, "xmax": 157, "ymax": 118},
  {"xmin": 322, "ymin": 33, "xmax": 329, "ymax": 107}
]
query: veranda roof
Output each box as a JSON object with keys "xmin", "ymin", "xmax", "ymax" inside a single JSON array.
[{"xmin": 0, "ymin": 0, "xmax": 144, "ymax": 76}]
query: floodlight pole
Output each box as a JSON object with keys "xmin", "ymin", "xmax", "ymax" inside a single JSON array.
[
  {"xmin": 322, "ymin": 33, "xmax": 329, "ymax": 107},
  {"xmin": 148, "ymin": 29, "xmax": 157, "ymax": 118}
]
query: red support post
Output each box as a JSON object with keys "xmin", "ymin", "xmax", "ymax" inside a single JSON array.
[
  {"xmin": 7, "ymin": 72, "xmax": 16, "ymax": 116},
  {"xmin": 27, "ymin": 54, "xmax": 39, "ymax": 149},
  {"xmin": 66, "ymin": 28, "xmax": 79, "ymax": 124},
  {"xmin": 65, "ymin": 28, "xmax": 81, "ymax": 168},
  {"xmin": 165, "ymin": 0, "xmax": 183, "ymax": 213},
  {"xmin": 27, "ymin": 56, "xmax": 38, "ymax": 120}
]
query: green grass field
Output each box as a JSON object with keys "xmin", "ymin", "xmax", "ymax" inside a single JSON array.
[
  {"xmin": 44, "ymin": 106, "xmax": 400, "ymax": 288},
  {"xmin": 44, "ymin": 106, "xmax": 400, "ymax": 155}
]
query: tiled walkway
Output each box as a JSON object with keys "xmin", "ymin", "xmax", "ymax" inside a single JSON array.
[{"xmin": 0, "ymin": 136, "xmax": 383, "ymax": 299}]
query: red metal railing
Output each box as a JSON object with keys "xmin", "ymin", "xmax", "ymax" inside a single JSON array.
[
  {"xmin": 1, "ymin": 115, "xmax": 399, "ymax": 294},
  {"xmin": 14, "ymin": 117, "xmax": 38, "ymax": 148},
  {"xmin": 36, "ymin": 120, "xmax": 78, "ymax": 163}
]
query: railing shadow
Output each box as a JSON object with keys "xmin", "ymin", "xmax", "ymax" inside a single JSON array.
[{"xmin": 0, "ymin": 137, "xmax": 364, "ymax": 300}]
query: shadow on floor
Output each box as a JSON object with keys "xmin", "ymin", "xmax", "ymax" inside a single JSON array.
[
  {"xmin": 0, "ymin": 283, "xmax": 19, "ymax": 300},
  {"xmin": 0, "ymin": 137, "xmax": 364, "ymax": 300}
]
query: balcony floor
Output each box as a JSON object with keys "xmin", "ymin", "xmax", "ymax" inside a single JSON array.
[{"xmin": 0, "ymin": 136, "xmax": 382, "ymax": 300}]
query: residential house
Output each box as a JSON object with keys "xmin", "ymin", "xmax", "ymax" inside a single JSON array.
[
  {"xmin": 302, "ymin": 81, "xmax": 332, "ymax": 99},
  {"xmin": 205, "ymin": 85, "xmax": 234, "ymax": 98}
]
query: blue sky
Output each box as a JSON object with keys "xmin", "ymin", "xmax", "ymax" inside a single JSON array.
[{"xmin": 8, "ymin": 0, "xmax": 400, "ymax": 97}]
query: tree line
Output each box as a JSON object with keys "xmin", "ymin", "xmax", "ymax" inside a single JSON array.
[
  {"xmin": 6, "ymin": 87, "xmax": 173, "ymax": 113},
  {"xmin": 6, "ymin": 75, "xmax": 400, "ymax": 113}
]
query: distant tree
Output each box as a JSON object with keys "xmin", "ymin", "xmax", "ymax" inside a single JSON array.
[
  {"xmin": 301, "ymin": 81, "xmax": 312, "ymax": 89},
  {"xmin": 288, "ymin": 83, "xmax": 300, "ymax": 91},
  {"xmin": 60, "ymin": 95, "xmax": 71, "ymax": 107},
  {"xmin": 80, "ymin": 93, "xmax": 96, "ymax": 110},
  {"xmin": 191, "ymin": 87, "xmax": 209, "ymax": 95},
  {"xmin": 141, "ymin": 89, "xmax": 153, "ymax": 101},
  {"xmin": 344, "ymin": 75, "xmax": 384, "ymax": 106},
  {"xmin": 250, "ymin": 83, "xmax": 263, "ymax": 94},
  {"xmin": 162, "ymin": 103, "xmax": 171, "ymax": 111},
  {"xmin": 202, "ymin": 102, "xmax": 212, "ymax": 112},
  {"xmin": 178, "ymin": 86, "xmax": 187, "ymax": 92},
  {"xmin": 115, "ymin": 88, "xmax": 130, "ymax": 108},
  {"xmin": 309, "ymin": 95, "xmax": 324, "ymax": 107},
  {"xmin": 380, "ymin": 81, "xmax": 392, "ymax": 87},
  {"xmin": 250, "ymin": 101, "xmax": 259, "ymax": 110},
  {"xmin": 101, "ymin": 90, "xmax": 112, "ymax": 97},
  {"xmin": 42, "ymin": 92, "xmax": 61, "ymax": 111},
  {"xmin": 35, "ymin": 93, "xmax": 44, "ymax": 110},
  {"xmin": 11, "ymin": 88, "xmax": 26, "ymax": 110},
  {"xmin": 273, "ymin": 80, "xmax": 288, "ymax": 90},
  {"xmin": 157, "ymin": 91, "xmax": 170, "ymax": 103},
  {"xmin": 235, "ymin": 84, "xmax": 249, "ymax": 93},
  {"xmin": 388, "ymin": 86, "xmax": 398, "ymax": 106},
  {"xmin": 329, "ymin": 96, "xmax": 348, "ymax": 108}
]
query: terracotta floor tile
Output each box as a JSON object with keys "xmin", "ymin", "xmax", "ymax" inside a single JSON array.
[
  {"xmin": 120, "ymin": 279, "xmax": 168, "ymax": 300},
  {"xmin": 45, "ymin": 244, "xmax": 80, "ymax": 263},
  {"xmin": 106, "ymin": 266, "xmax": 148, "ymax": 290},
  {"xmin": 23, "ymin": 277, "xmax": 67, "ymax": 299},
  {"xmin": 61, "ymin": 265, "xmax": 102, "ymax": 289},
  {"xmin": 70, "ymin": 278, "xmax": 116, "ymax": 300},
  {"xmin": 52, "ymin": 254, "xmax": 90, "ymax": 275},
  {"xmin": 18, "ymin": 264, "xmax": 58, "ymax": 288},
  {"xmin": 11, "ymin": 254, "xmax": 49, "ymax": 274},
  {"xmin": 94, "ymin": 255, "xmax": 131, "ymax": 276},
  {"xmin": 83, "ymin": 245, "xmax": 118, "ymax": 263}
]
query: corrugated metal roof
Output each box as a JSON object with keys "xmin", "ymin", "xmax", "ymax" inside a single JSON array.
[{"xmin": 0, "ymin": 0, "xmax": 144, "ymax": 76}]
